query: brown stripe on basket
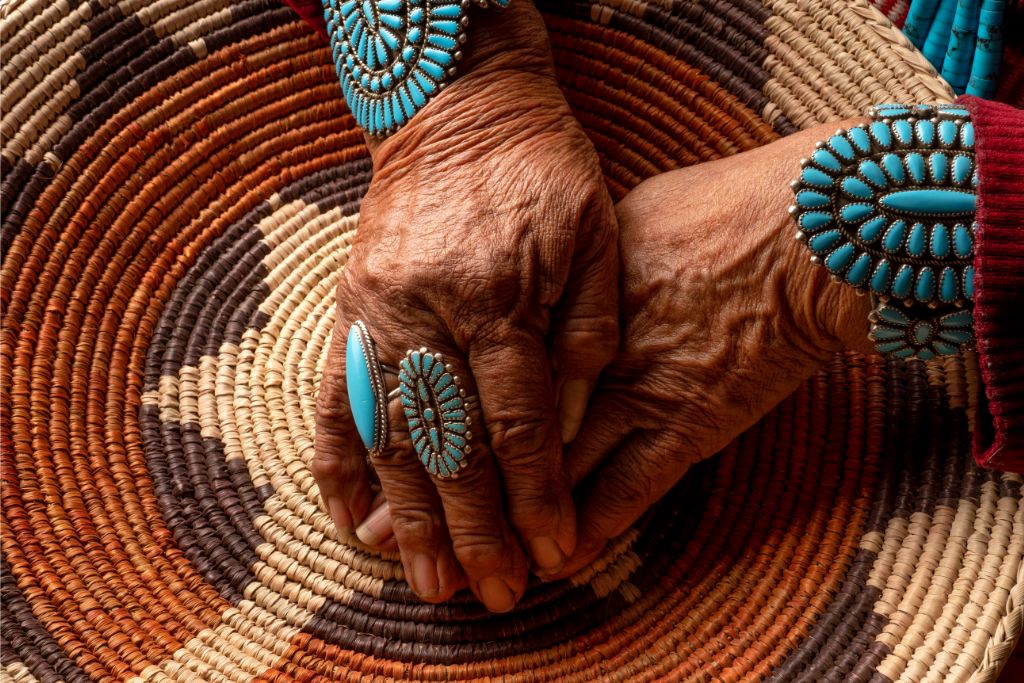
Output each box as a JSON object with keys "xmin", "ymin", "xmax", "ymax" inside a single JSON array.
[{"xmin": 0, "ymin": 557, "xmax": 91, "ymax": 683}]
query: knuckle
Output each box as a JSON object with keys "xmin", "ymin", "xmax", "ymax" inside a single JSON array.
[
  {"xmin": 451, "ymin": 533, "xmax": 508, "ymax": 577},
  {"xmin": 487, "ymin": 416, "xmax": 552, "ymax": 461},
  {"xmin": 310, "ymin": 453, "xmax": 345, "ymax": 482},
  {"xmin": 390, "ymin": 506, "xmax": 444, "ymax": 548}
]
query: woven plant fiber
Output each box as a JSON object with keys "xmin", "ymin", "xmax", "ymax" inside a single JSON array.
[{"xmin": 1, "ymin": 0, "xmax": 1022, "ymax": 681}]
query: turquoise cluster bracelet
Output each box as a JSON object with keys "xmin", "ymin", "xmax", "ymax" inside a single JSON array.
[
  {"xmin": 324, "ymin": 0, "xmax": 510, "ymax": 136},
  {"xmin": 790, "ymin": 103, "xmax": 977, "ymax": 360}
]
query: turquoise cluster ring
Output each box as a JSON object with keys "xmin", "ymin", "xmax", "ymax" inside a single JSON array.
[
  {"xmin": 789, "ymin": 103, "xmax": 977, "ymax": 360},
  {"xmin": 344, "ymin": 321, "xmax": 478, "ymax": 479}
]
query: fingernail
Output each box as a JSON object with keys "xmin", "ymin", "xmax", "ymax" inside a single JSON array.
[
  {"xmin": 528, "ymin": 536, "xmax": 565, "ymax": 574},
  {"xmin": 327, "ymin": 497, "xmax": 353, "ymax": 537},
  {"xmin": 558, "ymin": 379, "xmax": 591, "ymax": 443},
  {"xmin": 355, "ymin": 500, "xmax": 393, "ymax": 546},
  {"xmin": 409, "ymin": 553, "xmax": 439, "ymax": 599},
  {"xmin": 478, "ymin": 577, "xmax": 516, "ymax": 613}
]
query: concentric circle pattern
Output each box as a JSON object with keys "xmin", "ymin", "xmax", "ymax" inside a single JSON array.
[{"xmin": 2, "ymin": 1, "xmax": 1021, "ymax": 682}]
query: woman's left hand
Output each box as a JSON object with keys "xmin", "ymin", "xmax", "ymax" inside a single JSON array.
[{"xmin": 553, "ymin": 121, "xmax": 875, "ymax": 577}]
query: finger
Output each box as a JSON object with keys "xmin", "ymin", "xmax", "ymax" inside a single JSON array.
[
  {"xmin": 563, "ymin": 390, "xmax": 633, "ymax": 487},
  {"xmin": 367, "ymin": 339, "xmax": 529, "ymax": 611},
  {"xmin": 313, "ymin": 319, "xmax": 375, "ymax": 537},
  {"xmin": 551, "ymin": 191, "xmax": 620, "ymax": 443},
  {"xmin": 471, "ymin": 330, "xmax": 576, "ymax": 577},
  {"xmin": 362, "ymin": 383, "xmax": 466, "ymax": 603},
  {"xmin": 559, "ymin": 429, "xmax": 694, "ymax": 579}
]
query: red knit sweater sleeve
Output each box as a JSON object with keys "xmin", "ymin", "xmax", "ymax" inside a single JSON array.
[
  {"xmin": 283, "ymin": 0, "xmax": 328, "ymax": 36},
  {"xmin": 959, "ymin": 95, "xmax": 1024, "ymax": 470}
]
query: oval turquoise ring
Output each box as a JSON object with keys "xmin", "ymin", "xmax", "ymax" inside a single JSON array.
[
  {"xmin": 345, "ymin": 321, "xmax": 389, "ymax": 456},
  {"xmin": 398, "ymin": 348, "xmax": 478, "ymax": 480}
]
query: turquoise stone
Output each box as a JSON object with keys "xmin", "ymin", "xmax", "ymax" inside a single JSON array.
[
  {"xmin": 840, "ymin": 203, "xmax": 872, "ymax": 222},
  {"xmin": 799, "ymin": 212, "xmax": 833, "ymax": 232},
  {"xmin": 429, "ymin": 427, "xmax": 441, "ymax": 453},
  {"xmin": 953, "ymin": 224, "xmax": 973, "ymax": 257},
  {"xmin": 943, "ymin": 309, "xmax": 973, "ymax": 327},
  {"xmin": 873, "ymin": 327, "xmax": 906, "ymax": 341},
  {"xmin": 846, "ymin": 253, "xmax": 872, "ymax": 286},
  {"xmin": 374, "ymin": 36, "xmax": 388, "ymax": 64},
  {"xmin": 409, "ymin": 83, "xmax": 425, "ymax": 107},
  {"xmin": 812, "ymin": 149, "xmax": 841, "ymax": 171},
  {"xmin": 929, "ymin": 153, "xmax": 948, "ymax": 182},
  {"xmin": 446, "ymin": 421, "xmax": 467, "ymax": 434},
  {"xmin": 907, "ymin": 223, "xmax": 927, "ymax": 257},
  {"xmin": 392, "ymin": 62, "xmax": 406, "ymax": 78},
  {"xmin": 408, "ymin": 27, "xmax": 422, "ymax": 43},
  {"xmin": 434, "ymin": 372, "xmax": 452, "ymax": 392},
  {"xmin": 952, "ymin": 155, "xmax": 973, "ymax": 185},
  {"xmin": 842, "ymin": 177, "xmax": 873, "ymax": 199},
  {"xmin": 915, "ymin": 120, "xmax": 935, "ymax": 144},
  {"xmin": 892, "ymin": 265, "xmax": 914, "ymax": 297},
  {"xmin": 345, "ymin": 325, "xmax": 378, "ymax": 450},
  {"xmin": 829, "ymin": 135, "xmax": 855, "ymax": 160},
  {"xmin": 913, "ymin": 321, "xmax": 933, "ymax": 344},
  {"xmin": 917, "ymin": 349, "xmax": 935, "ymax": 360},
  {"xmin": 876, "ymin": 341, "xmax": 908, "ymax": 354},
  {"xmin": 870, "ymin": 121, "xmax": 892, "ymax": 148},
  {"xmin": 440, "ymin": 397, "xmax": 462, "ymax": 411},
  {"xmin": 878, "ymin": 305, "xmax": 909, "ymax": 325},
  {"xmin": 933, "ymin": 341, "xmax": 960, "ymax": 355},
  {"xmin": 939, "ymin": 105, "xmax": 970, "ymax": 116},
  {"xmin": 849, "ymin": 126, "xmax": 871, "ymax": 152},
  {"xmin": 423, "ymin": 47, "xmax": 453, "ymax": 65},
  {"xmin": 427, "ymin": 34, "xmax": 457, "ymax": 49},
  {"xmin": 801, "ymin": 167, "xmax": 833, "ymax": 187},
  {"xmin": 808, "ymin": 230, "xmax": 842, "ymax": 253},
  {"xmin": 445, "ymin": 443, "xmax": 465, "ymax": 463},
  {"xmin": 893, "ymin": 119, "xmax": 913, "ymax": 144},
  {"xmin": 432, "ymin": 4, "xmax": 462, "ymax": 17},
  {"xmin": 380, "ymin": 27, "xmax": 399, "ymax": 49},
  {"xmin": 825, "ymin": 243, "xmax": 856, "ymax": 272},
  {"xmin": 879, "ymin": 189, "xmax": 976, "ymax": 214},
  {"xmin": 931, "ymin": 223, "xmax": 950, "ymax": 258},
  {"xmin": 883, "ymin": 220, "xmax": 907, "ymax": 252},
  {"xmin": 906, "ymin": 153, "xmax": 926, "ymax": 182},
  {"xmin": 380, "ymin": 13, "xmax": 402, "ymax": 29},
  {"xmin": 420, "ymin": 60, "xmax": 445, "ymax": 80},
  {"xmin": 859, "ymin": 215, "xmax": 887, "ymax": 242},
  {"xmin": 915, "ymin": 267, "xmax": 935, "ymax": 301},
  {"xmin": 445, "ymin": 433, "xmax": 466, "ymax": 449},
  {"xmin": 437, "ymin": 384, "xmax": 458, "ymax": 401},
  {"xmin": 939, "ymin": 267, "xmax": 958, "ymax": 302},
  {"xmin": 402, "ymin": 46, "xmax": 416, "ymax": 61},
  {"xmin": 428, "ymin": 361, "xmax": 443, "ymax": 383},
  {"xmin": 440, "ymin": 450, "xmax": 459, "ymax": 473},
  {"xmin": 876, "ymin": 104, "xmax": 909, "ymax": 115},
  {"xmin": 422, "ymin": 408, "xmax": 434, "ymax": 421},
  {"xmin": 938, "ymin": 328, "xmax": 972, "ymax": 344},
  {"xmin": 410, "ymin": 7, "xmax": 425, "ymax": 22},
  {"xmin": 860, "ymin": 160, "xmax": 888, "ymax": 187},
  {"xmin": 938, "ymin": 119, "xmax": 957, "ymax": 145},
  {"xmin": 414, "ymin": 71, "xmax": 436, "ymax": 94},
  {"xmin": 870, "ymin": 260, "xmax": 892, "ymax": 294},
  {"xmin": 882, "ymin": 154, "xmax": 905, "ymax": 183},
  {"xmin": 796, "ymin": 190, "xmax": 829, "ymax": 208},
  {"xmin": 432, "ymin": 20, "xmax": 459, "ymax": 34},
  {"xmin": 961, "ymin": 122, "xmax": 974, "ymax": 147},
  {"xmin": 964, "ymin": 265, "xmax": 975, "ymax": 299}
]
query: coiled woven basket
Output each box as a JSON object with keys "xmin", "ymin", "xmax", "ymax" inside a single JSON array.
[{"xmin": 2, "ymin": 0, "xmax": 1022, "ymax": 681}]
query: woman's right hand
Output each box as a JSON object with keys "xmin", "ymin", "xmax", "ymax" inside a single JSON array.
[{"xmin": 555, "ymin": 121, "xmax": 876, "ymax": 577}]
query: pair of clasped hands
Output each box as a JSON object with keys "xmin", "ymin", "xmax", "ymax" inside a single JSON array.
[{"xmin": 314, "ymin": 2, "xmax": 874, "ymax": 612}]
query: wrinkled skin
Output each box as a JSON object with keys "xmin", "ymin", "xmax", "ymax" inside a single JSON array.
[
  {"xmin": 313, "ymin": 2, "xmax": 619, "ymax": 612},
  {"xmin": 551, "ymin": 120, "xmax": 876, "ymax": 577}
]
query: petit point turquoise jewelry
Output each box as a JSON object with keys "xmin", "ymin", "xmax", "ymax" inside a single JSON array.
[
  {"xmin": 398, "ymin": 348, "xmax": 475, "ymax": 479},
  {"xmin": 789, "ymin": 103, "xmax": 977, "ymax": 360},
  {"xmin": 323, "ymin": 0, "xmax": 511, "ymax": 136},
  {"xmin": 345, "ymin": 322, "xmax": 478, "ymax": 478}
]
